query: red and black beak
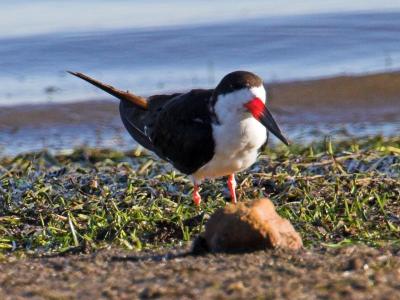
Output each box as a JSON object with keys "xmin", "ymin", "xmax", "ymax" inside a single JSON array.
[{"xmin": 244, "ymin": 97, "xmax": 289, "ymax": 146}]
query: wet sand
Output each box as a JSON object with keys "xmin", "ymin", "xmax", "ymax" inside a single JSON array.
[
  {"xmin": 0, "ymin": 100, "xmax": 119, "ymax": 130},
  {"xmin": 1, "ymin": 71, "xmax": 400, "ymax": 129},
  {"xmin": 1, "ymin": 71, "xmax": 399, "ymax": 155},
  {"xmin": 269, "ymin": 71, "xmax": 400, "ymax": 124}
]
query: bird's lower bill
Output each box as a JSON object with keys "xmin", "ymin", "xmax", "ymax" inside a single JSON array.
[{"xmin": 244, "ymin": 98, "xmax": 289, "ymax": 146}]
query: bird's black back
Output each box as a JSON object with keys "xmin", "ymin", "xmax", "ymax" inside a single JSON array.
[{"xmin": 119, "ymin": 89, "xmax": 216, "ymax": 175}]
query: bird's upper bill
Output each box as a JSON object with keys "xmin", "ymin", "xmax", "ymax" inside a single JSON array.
[{"xmin": 244, "ymin": 97, "xmax": 289, "ymax": 146}]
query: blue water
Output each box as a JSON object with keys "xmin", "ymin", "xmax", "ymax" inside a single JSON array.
[
  {"xmin": 1, "ymin": 6, "xmax": 400, "ymax": 105},
  {"xmin": 2, "ymin": 0, "xmax": 399, "ymax": 38}
]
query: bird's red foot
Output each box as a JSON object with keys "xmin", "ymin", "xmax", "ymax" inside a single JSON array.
[
  {"xmin": 227, "ymin": 174, "xmax": 237, "ymax": 204},
  {"xmin": 193, "ymin": 184, "xmax": 202, "ymax": 207}
]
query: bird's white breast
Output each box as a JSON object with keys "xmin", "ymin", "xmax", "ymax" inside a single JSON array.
[{"xmin": 192, "ymin": 86, "xmax": 267, "ymax": 182}]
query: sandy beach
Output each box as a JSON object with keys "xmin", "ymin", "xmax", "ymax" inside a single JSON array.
[{"xmin": 2, "ymin": 71, "xmax": 400, "ymax": 130}]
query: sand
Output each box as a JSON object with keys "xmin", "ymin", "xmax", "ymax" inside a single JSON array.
[
  {"xmin": 1, "ymin": 71, "xmax": 400, "ymax": 131},
  {"xmin": 1, "ymin": 246, "xmax": 399, "ymax": 299}
]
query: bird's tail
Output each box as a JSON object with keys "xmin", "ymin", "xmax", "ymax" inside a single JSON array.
[{"xmin": 67, "ymin": 71, "xmax": 148, "ymax": 109}]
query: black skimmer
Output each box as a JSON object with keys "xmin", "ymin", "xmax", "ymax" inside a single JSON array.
[{"xmin": 68, "ymin": 71, "xmax": 288, "ymax": 206}]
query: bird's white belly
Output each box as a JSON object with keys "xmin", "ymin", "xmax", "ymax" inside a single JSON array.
[{"xmin": 193, "ymin": 117, "xmax": 266, "ymax": 181}]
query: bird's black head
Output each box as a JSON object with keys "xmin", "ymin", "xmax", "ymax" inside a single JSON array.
[
  {"xmin": 212, "ymin": 70, "xmax": 289, "ymax": 146},
  {"xmin": 214, "ymin": 71, "xmax": 263, "ymax": 96}
]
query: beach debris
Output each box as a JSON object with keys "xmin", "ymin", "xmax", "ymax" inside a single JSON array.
[{"xmin": 192, "ymin": 198, "xmax": 303, "ymax": 253}]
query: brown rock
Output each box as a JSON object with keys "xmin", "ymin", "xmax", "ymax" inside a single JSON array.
[{"xmin": 192, "ymin": 198, "xmax": 302, "ymax": 253}]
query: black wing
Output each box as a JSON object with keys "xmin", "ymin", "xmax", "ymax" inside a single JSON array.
[
  {"xmin": 69, "ymin": 71, "xmax": 216, "ymax": 175},
  {"xmin": 148, "ymin": 89, "xmax": 216, "ymax": 175},
  {"xmin": 119, "ymin": 93, "xmax": 181, "ymax": 152}
]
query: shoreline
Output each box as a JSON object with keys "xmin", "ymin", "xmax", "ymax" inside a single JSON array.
[
  {"xmin": 1, "ymin": 71, "xmax": 399, "ymax": 155},
  {"xmin": 1, "ymin": 70, "xmax": 400, "ymax": 130}
]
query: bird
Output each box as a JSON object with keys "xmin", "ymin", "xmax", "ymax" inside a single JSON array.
[{"xmin": 68, "ymin": 70, "xmax": 288, "ymax": 206}]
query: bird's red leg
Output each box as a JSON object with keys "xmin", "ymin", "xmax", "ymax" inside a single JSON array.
[
  {"xmin": 193, "ymin": 183, "xmax": 202, "ymax": 207},
  {"xmin": 227, "ymin": 174, "xmax": 237, "ymax": 204}
]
